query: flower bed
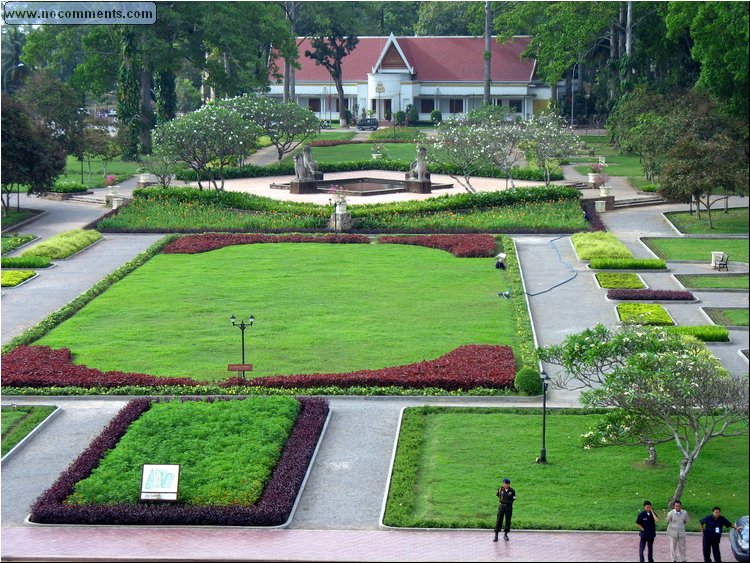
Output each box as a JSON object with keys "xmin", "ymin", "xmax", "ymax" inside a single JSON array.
[
  {"xmin": 1, "ymin": 270, "xmax": 37, "ymax": 287},
  {"xmin": 1, "ymin": 344, "xmax": 516, "ymax": 391},
  {"xmin": 616, "ymin": 303, "xmax": 674, "ymax": 325},
  {"xmin": 163, "ymin": 233, "xmax": 371, "ymax": 254},
  {"xmin": 607, "ymin": 289, "xmax": 696, "ymax": 301},
  {"xmin": 28, "ymin": 396, "xmax": 329, "ymax": 526},
  {"xmin": 236, "ymin": 345, "xmax": 516, "ymax": 391},
  {"xmin": 595, "ymin": 273, "xmax": 645, "ymax": 289},
  {"xmin": 379, "ymin": 235, "xmax": 497, "ymax": 258}
]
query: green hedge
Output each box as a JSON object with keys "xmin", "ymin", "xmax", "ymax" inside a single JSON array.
[
  {"xmin": 514, "ymin": 367, "xmax": 542, "ymax": 395},
  {"xmin": 571, "ymin": 232, "xmax": 633, "ymax": 260},
  {"xmin": 2, "ymin": 234, "xmax": 37, "ymax": 254},
  {"xmin": 173, "ymin": 159, "xmax": 563, "ymax": 183},
  {"xmin": 1, "ymin": 270, "xmax": 36, "ymax": 287},
  {"xmin": 1, "ymin": 256, "xmax": 51, "ymax": 268},
  {"xmin": 589, "ymin": 258, "xmax": 667, "ymax": 270},
  {"xmin": 595, "ymin": 272, "xmax": 645, "ymax": 289},
  {"xmin": 21, "ymin": 229, "xmax": 102, "ymax": 260},
  {"xmin": 616, "ymin": 303, "xmax": 674, "ymax": 326},
  {"xmin": 50, "ymin": 181, "xmax": 89, "ymax": 193},
  {"xmin": 668, "ymin": 325, "xmax": 730, "ymax": 342}
]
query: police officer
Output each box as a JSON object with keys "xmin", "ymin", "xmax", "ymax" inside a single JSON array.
[{"xmin": 494, "ymin": 478, "xmax": 516, "ymax": 542}]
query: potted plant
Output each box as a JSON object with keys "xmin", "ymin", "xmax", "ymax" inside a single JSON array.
[
  {"xmin": 593, "ymin": 173, "xmax": 611, "ymax": 196},
  {"xmin": 588, "ymin": 162, "xmax": 604, "ymax": 184}
]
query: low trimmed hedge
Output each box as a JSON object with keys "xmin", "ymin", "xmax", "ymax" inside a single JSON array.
[
  {"xmin": 589, "ymin": 258, "xmax": 667, "ymax": 270},
  {"xmin": 607, "ymin": 289, "xmax": 695, "ymax": 301},
  {"xmin": 668, "ymin": 325, "xmax": 730, "ymax": 342},
  {"xmin": 163, "ymin": 233, "xmax": 371, "ymax": 254},
  {"xmin": 1, "ymin": 256, "xmax": 51, "ymax": 268},
  {"xmin": 616, "ymin": 303, "xmax": 674, "ymax": 325},
  {"xmin": 1, "ymin": 344, "xmax": 517, "ymax": 392},
  {"xmin": 50, "ymin": 181, "xmax": 89, "ymax": 193},
  {"xmin": 2, "ymin": 234, "xmax": 37, "ymax": 254},
  {"xmin": 595, "ymin": 273, "xmax": 645, "ymax": 289},
  {"xmin": 1, "ymin": 270, "xmax": 36, "ymax": 287},
  {"xmin": 28, "ymin": 396, "xmax": 329, "ymax": 526},
  {"xmin": 571, "ymin": 232, "xmax": 633, "ymax": 260},
  {"xmin": 378, "ymin": 235, "xmax": 498, "ymax": 258},
  {"xmin": 21, "ymin": 229, "xmax": 102, "ymax": 260}
]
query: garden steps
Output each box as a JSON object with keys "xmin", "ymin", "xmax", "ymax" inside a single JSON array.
[
  {"xmin": 612, "ymin": 195, "xmax": 664, "ymax": 209},
  {"xmin": 66, "ymin": 194, "xmax": 107, "ymax": 206}
]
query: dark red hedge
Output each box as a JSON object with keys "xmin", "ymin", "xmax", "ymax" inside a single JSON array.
[
  {"xmin": 607, "ymin": 289, "xmax": 696, "ymax": 301},
  {"xmin": 1, "ymin": 344, "xmax": 516, "ymax": 391},
  {"xmin": 234, "ymin": 345, "xmax": 516, "ymax": 391},
  {"xmin": 29, "ymin": 396, "xmax": 329, "ymax": 526},
  {"xmin": 163, "ymin": 233, "xmax": 371, "ymax": 254},
  {"xmin": 379, "ymin": 234, "xmax": 498, "ymax": 258}
]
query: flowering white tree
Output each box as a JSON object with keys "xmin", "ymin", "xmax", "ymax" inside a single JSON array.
[
  {"xmin": 522, "ymin": 112, "xmax": 581, "ymax": 186},
  {"xmin": 429, "ymin": 116, "xmax": 496, "ymax": 192},
  {"xmin": 541, "ymin": 324, "xmax": 749, "ymax": 506},
  {"xmin": 153, "ymin": 105, "xmax": 261, "ymax": 191},
  {"xmin": 220, "ymin": 95, "xmax": 320, "ymax": 160}
]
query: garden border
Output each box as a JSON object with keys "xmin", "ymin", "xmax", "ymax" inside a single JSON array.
[{"xmin": 1, "ymin": 405, "xmax": 61, "ymax": 464}]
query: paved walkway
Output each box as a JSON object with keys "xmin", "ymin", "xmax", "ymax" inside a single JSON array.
[{"xmin": 1, "ymin": 156, "xmax": 747, "ymax": 561}]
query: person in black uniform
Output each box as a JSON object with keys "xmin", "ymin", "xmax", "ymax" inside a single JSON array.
[
  {"xmin": 636, "ymin": 500, "xmax": 659, "ymax": 562},
  {"xmin": 700, "ymin": 506, "xmax": 741, "ymax": 562},
  {"xmin": 494, "ymin": 478, "xmax": 516, "ymax": 542}
]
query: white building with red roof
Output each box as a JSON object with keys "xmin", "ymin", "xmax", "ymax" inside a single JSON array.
[{"xmin": 269, "ymin": 34, "xmax": 553, "ymax": 122}]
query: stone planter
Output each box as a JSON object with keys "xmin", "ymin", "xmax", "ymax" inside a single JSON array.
[
  {"xmin": 371, "ymin": 153, "xmax": 383, "ymax": 160},
  {"xmin": 599, "ymin": 185, "xmax": 612, "ymax": 197},
  {"xmin": 588, "ymin": 173, "xmax": 597, "ymax": 184}
]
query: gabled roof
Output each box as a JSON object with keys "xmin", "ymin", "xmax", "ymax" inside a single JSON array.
[
  {"xmin": 292, "ymin": 36, "xmax": 535, "ymax": 83},
  {"xmin": 372, "ymin": 33, "xmax": 414, "ymax": 74}
]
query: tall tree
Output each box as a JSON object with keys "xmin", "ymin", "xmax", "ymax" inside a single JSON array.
[
  {"xmin": 414, "ymin": 2, "xmax": 473, "ymax": 36},
  {"xmin": 303, "ymin": 2, "xmax": 361, "ymax": 127}
]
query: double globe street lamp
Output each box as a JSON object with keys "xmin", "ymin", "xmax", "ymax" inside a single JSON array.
[{"xmin": 230, "ymin": 314, "xmax": 254, "ymax": 379}]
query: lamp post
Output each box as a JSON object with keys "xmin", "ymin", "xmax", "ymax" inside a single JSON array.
[
  {"xmin": 321, "ymin": 86, "xmax": 328, "ymax": 125},
  {"xmin": 230, "ymin": 314, "xmax": 254, "ymax": 378},
  {"xmin": 538, "ymin": 370, "xmax": 551, "ymax": 464},
  {"xmin": 376, "ymin": 81, "xmax": 384, "ymax": 120},
  {"xmin": 3, "ymin": 62, "xmax": 24, "ymax": 92}
]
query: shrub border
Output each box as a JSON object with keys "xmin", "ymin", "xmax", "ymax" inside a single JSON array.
[{"xmin": 28, "ymin": 396, "xmax": 330, "ymax": 527}]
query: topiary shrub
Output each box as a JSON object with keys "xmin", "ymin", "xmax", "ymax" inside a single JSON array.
[
  {"xmin": 430, "ymin": 109, "xmax": 442, "ymax": 124},
  {"xmin": 394, "ymin": 110, "xmax": 406, "ymax": 126},
  {"xmin": 407, "ymin": 104, "xmax": 419, "ymax": 125},
  {"xmin": 514, "ymin": 367, "xmax": 542, "ymax": 395}
]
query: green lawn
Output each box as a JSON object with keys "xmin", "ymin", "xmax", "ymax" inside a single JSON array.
[
  {"xmin": 703, "ymin": 308, "xmax": 749, "ymax": 327},
  {"xmin": 642, "ymin": 238, "xmax": 749, "ymax": 263},
  {"xmin": 36, "ymin": 243, "xmax": 517, "ymax": 380},
  {"xmin": 574, "ymin": 153, "xmax": 645, "ymax": 179},
  {"xmin": 664, "ymin": 208, "xmax": 750, "ymax": 235},
  {"xmin": 296, "ymin": 142, "xmax": 420, "ymax": 164},
  {"xmin": 1, "ymin": 405, "xmax": 56, "ymax": 456},
  {"xmin": 62, "ymin": 155, "xmax": 141, "ymax": 188},
  {"xmin": 0, "ymin": 209, "xmax": 35, "ymax": 229},
  {"xmin": 384, "ymin": 408, "xmax": 749, "ymax": 531},
  {"xmin": 674, "ymin": 274, "xmax": 749, "ymax": 290}
]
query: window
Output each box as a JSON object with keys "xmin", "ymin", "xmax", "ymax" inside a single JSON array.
[
  {"xmin": 334, "ymin": 98, "xmax": 349, "ymax": 111},
  {"xmin": 492, "ymin": 98, "xmax": 503, "ymax": 106},
  {"xmin": 449, "ymin": 98, "xmax": 463, "ymax": 113},
  {"xmin": 420, "ymin": 98, "xmax": 435, "ymax": 113},
  {"xmin": 308, "ymin": 98, "xmax": 321, "ymax": 112},
  {"xmin": 509, "ymin": 99, "xmax": 522, "ymax": 113}
]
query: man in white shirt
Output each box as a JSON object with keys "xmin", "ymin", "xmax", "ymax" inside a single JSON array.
[{"xmin": 666, "ymin": 500, "xmax": 689, "ymax": 562}]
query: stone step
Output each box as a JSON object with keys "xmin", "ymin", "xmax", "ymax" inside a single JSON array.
[
  {"xmin": 613, "ymin": 196, "xmax": 664, "ymax": 209},
  {"xmin": 67, "ymin": 196, "xmax": 107, "ymax": 206}
]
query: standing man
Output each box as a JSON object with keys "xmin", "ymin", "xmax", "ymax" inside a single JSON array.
[
  {"xmin": 700, "ymin": 506, "xmax": 741, "ymax": 562},
  {"xmin": 667, "ymin": 500, "xmax": 689, "ymax": 562},
  {"xmin": 494, "ymin": 478, "xmax": 516, "ymax": 542},
  {"xmin": 636, "ymin": 500, "xmax": 659, "ymax": 562}
]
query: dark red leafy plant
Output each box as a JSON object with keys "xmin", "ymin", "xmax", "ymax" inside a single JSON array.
[
  {"xmin": 163, "ymin": 233, "xmax": 371, "ymax": 254},
  {"xmin": 379, "ymin": 234, "xmax": 498, "ymax": 258},
  {"xmin": 607, "ymin": 289, "xmax": 696, "ymax": 301},
  {"xmin": 29, "ymin": 396, "xmax": 329, "ymax": 526}
]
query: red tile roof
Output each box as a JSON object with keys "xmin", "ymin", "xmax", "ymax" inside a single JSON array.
[{"xmin": 292, "ymin": 36, "xmax": 534, "ymax": 83}]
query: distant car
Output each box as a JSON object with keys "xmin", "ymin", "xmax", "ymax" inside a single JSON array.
[
  {"xmin": 730, "ymin": 515, "xmax": 749, "ymax": 562},
  {"xmin": 356, "ymin": 118, "xmax": 378, "ymax": 131}
]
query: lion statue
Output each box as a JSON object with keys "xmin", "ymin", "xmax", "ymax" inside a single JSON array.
[
  {"xmin": 293, "ymin": 153, "xmax": 309, "ymax": 180},
  {"xmin": 408, "ymin": 146, "xmax": 428, "ymax": 181},
  {"xmin": 303, "ymin": 144, "xmax": 320, "ymax": 179}
]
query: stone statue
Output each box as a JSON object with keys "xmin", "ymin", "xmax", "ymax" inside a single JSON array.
[
  {"xmin": 408, "ymin": 146, "xmax": 428, "ymax": 182},
  {"xmin": 303, "ymin": 144, "xmax": 320, "ymax": 179},
  {"xmin": 294, "ymin": 153, "xmax": 309, "ymax": 180}
]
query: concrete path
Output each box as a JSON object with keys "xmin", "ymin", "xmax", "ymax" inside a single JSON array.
[{"xmin": 1, "ymin": 160, "xmax": 748, "ymax": 561}]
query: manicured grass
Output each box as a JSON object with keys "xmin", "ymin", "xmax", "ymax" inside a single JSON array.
[
  {"xmin": 675, "ymin": 274, "xmax": 749, "ymax": 290},
  {"xmin": 1, "ymin": 405, "xmax": 56, "ymax": 456},
  {"xmin": 1, "ymin": 234, "xmax": 37, "ymax": 254},
  {"xmin": 595, "ymin": 272, "xmax": 645, "ymax": 289},
  {"xmin": 21, "ymin": 229, "xmax": 102, "ymax": 259},
  {"xmin": 384, "ymin": 408, "xmax": 749, "ymax": 531},
  {"xmin": 1, "ymin": 270, "xmax": 36, "ymax": 287},
  {"xmin": 36, "ymin": 243, "xmax": 518, "ymax": 380},
  {"xmin": 68, "ymin": 397, "xmax": 299, "ymax": 505},
  {"xmin": 642, "ymin": 238, "xmax": 749, "ymax": 264},
  {"xmin": 616, "ymin": 303, "xmax": 674, "ymax": 325},
  {"xmin": 295, "ymin": 142, "xmax": 420, "ymax": 164},
  {"xmin": 571, "ymin": 232, "xmax": 633, "ymax": 260},
  {"xmin": 703, "ymin": 308, "xmax": 749, "ymax": 327},
  {"xmin": 1, "ymin": 209, "xmax": 35, "ymax": 229},
  {"xmin": 61, "ymin": 155, "xmax": 140, "ymax": 188},
  {"xmin": 1, "ymin": 256, "xmax": 52, "ymax": 269},
  {"xmin": 664, "ymin": 208, "xmax": 750, "ymax": 235}
]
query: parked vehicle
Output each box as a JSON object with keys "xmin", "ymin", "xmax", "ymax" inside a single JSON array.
[
  {"xmin": 356, "ymin": 118, "xmax": 379, "ymax": 131},
  {"xmin": 730, "ymin": 515, "xmax": 749, "ymax": 562}
]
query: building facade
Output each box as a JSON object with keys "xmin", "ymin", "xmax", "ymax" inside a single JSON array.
[{"xmin": 268, "ymin": 34, "xmax": 553, "ymax": 122}]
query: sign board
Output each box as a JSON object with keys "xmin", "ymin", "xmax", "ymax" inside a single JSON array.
[
  {"xmin": 140, "ymin": 464, "xmax": 180, "ymax": 501},
  {"xmin": 375, "ymin": 81, "xmax": 385, "ymax": 93},
  {"xmin": 227, "ymin": 364, "xmax": 253, "ymax": 372}
]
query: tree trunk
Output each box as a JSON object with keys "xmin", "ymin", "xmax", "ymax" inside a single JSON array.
[
  {"xmin": 483, "ymin": 0, "xmax": 492, "ymax": 106},
  {"xmin": 625, "ymin": 1, "xmax": 633, "ymax": 57},
  {"xmin": 335, "ymin": 79, "xmax": 348, "ymax": 126},
  {"xmin": 671, "ymin": 454, "xmax": 697, "ymax": 506},
  {"xmin": 140, "ymin": 65, "xmax": 153, "ymax": 155},
  {"xmin": 283, "ymin": 58, "xmax": 291, "ymax": 102},
  {"xmin": 706, "ymin": 195, "xmax": 714, "ymax": 229},
  {"xmin": 87, "ymin": 159, "xmax": 92, "ymax": 184},
  {"xmin": 609, "ymin": 26, "xmax": 619, "ymax": 100},
  {"xmin": 645, "ymin": 442, "xmax": 657, "ymax": 465}
]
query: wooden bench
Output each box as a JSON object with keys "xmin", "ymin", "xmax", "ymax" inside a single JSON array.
[{"xmin": 714, "ymin": 253, "xmax": 729, "ymax": 271}]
